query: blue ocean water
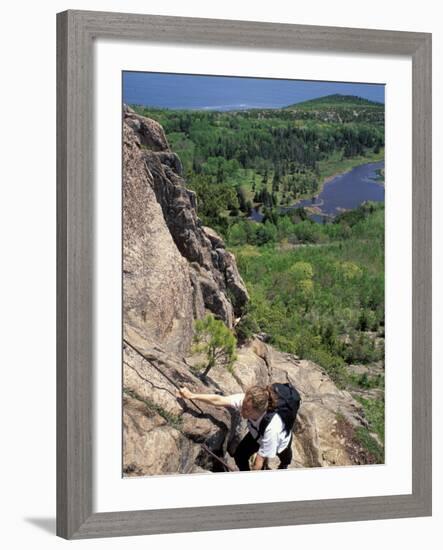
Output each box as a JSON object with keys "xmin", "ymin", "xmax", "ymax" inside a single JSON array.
[{"xmin": 123, "ymin": 72, "xmax": 385, "ymax": 111}]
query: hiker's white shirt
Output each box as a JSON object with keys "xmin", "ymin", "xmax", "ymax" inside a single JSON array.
[{"xmin": 228, "ymin": 393, "xmax": 292, "ymax": 458}]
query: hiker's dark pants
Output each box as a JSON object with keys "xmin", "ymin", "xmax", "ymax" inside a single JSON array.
[{"xmin": 234, "ymin": 432, "xmax": 293, "ymax": 471}]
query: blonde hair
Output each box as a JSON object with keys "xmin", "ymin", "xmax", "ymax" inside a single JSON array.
[{"xmin": 244, "ymin": 385, "xmax": 278, "ymax": 414}]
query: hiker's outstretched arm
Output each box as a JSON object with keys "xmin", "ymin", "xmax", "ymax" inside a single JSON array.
[
  {"xmin": 176, "ymin": 386, "xmax": 232, "ymax": 407},
  {"xmin": 252, "ymin": 454, "xmax": 265, "ymax": 471}
]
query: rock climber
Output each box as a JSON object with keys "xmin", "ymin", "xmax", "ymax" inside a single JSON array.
[{"xmin": 176, "ymin": 383, "xmax": 300, "ymax": 471}]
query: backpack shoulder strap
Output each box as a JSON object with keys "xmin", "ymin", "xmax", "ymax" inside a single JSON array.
[{"xmin": 257, "ymin": 410, "xmax": 276, "ymax": 438}]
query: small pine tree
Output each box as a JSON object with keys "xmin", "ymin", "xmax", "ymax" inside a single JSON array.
[{"xmin": 192, "ymin": 314, "xmax": 237, "ymax": 378}]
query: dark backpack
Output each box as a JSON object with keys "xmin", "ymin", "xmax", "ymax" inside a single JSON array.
[{"xmin": 257, "ymin": 383, "xmax": 301, "ymax": 438}]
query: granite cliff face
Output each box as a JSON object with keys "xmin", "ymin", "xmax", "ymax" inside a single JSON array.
[
  {"xmin": 123, "ymin": 105, "xmax": 248, "ymax": 354},
  {"xmin": 122, "ymin": 106, "xmax": 375, "ymax": 476}
]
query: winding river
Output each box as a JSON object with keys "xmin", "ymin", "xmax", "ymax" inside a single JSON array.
[{"xmin": 250, "ymin": 160, "xmax": 385, "ymax": 223}]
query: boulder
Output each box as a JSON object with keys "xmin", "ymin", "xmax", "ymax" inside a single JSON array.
[{"xmin": 124, "ymin": 105, "xmax": 170, "ymax": 151}]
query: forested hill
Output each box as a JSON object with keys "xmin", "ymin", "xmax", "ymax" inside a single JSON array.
[
  {"xmin": 284, "ymin": 94, "xmax": 385, "ymax": 124},
  {"xmin": 287, "ymin": 94, "xmax": 383, "ymax": 108}
]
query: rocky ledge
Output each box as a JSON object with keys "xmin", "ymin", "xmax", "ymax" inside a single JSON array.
[{"xmin": 123, "ymin": 336, "xmax": 376, "ymax": 476}]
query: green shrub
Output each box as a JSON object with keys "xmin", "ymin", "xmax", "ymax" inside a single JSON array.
[
  {"xmin": 344, "ymin": 332, "xmax": 382, "ymax": 364},
  {"xmin": 354, "ymin": 427, "xmax": 384, "ymax": 463},
  {"xmin": 192, "ymin": 314, "xmax": 237, "ymax": 378},
  {"xmin": 306, "ymin": 347, "xmax": 347, "ymax": 387},
  {"xmin": 356, "ymin": 396, "xmax": 385, "ymax": 442},
  {"xmin": 124, "ymin": 388, "xmax": 182, "ymax": 429}
]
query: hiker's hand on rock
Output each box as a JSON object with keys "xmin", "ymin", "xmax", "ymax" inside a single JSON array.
[{"xmin": 177, "ymin": 386, "xmax": 194, "ymax": 400}]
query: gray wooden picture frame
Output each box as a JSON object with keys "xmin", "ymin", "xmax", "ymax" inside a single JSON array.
[{"xmin": 57, "ymin": 9, "xmax": 432, "ymax": 540}]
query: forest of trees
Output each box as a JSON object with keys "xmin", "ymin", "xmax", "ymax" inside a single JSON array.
[
  {"xmin": 232, "ymin": 202, "xmax": 385, "ymax": 385},
  {"xmin": 132, "ymin": 96, "xmax": 384, "ymax": 233}
]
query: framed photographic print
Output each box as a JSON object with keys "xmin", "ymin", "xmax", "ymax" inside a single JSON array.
[{"xmin": 57, "ymin": 10, "xmax": 432, "ymax": 539}]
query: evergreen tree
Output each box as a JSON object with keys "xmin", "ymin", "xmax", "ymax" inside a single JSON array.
[{"xmin": 192, "ymin": 315, "xmax": 237, "ymax": 378}]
